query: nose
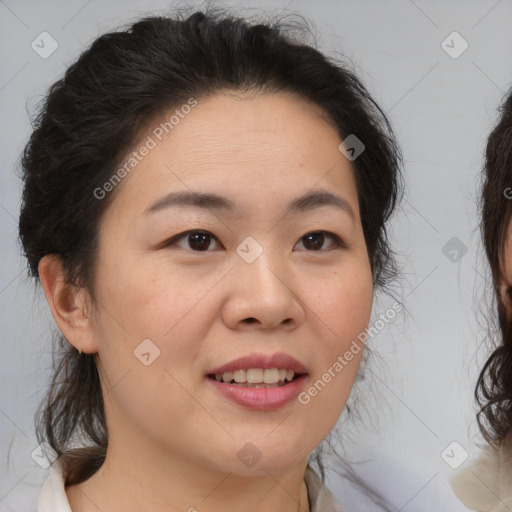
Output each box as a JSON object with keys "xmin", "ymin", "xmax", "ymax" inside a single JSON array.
[{"xmin": 221, "ymin": 251, "xmax": 306, "ymax": 331}]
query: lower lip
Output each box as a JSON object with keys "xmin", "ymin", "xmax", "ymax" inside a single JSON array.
[{"xmin": 206, "ymin": 375, "xmax": 308, "ymax": 410}]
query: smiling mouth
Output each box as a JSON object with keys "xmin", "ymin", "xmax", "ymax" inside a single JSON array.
[{"xmin": 207, "ymin": 368, "xmax": 305, "ymax": 388}]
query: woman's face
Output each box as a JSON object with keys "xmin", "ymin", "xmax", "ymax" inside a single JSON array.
[{"xmin": 88, "ymin": 91, "xmax": 373, "ymax": 475}]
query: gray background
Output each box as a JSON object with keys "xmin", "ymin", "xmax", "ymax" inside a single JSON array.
[{"xmin": 1, "ymin": 0, "xmax": 510, "ymax": 510}]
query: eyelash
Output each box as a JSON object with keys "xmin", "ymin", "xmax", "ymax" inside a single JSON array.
[{"xmin": 161, "ymin": 230, "xmax": 346, "ymax": 252}]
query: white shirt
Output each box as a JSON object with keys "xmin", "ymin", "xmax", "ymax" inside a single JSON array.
[{"xmin": 37, "ymin": 458, "xmax": 344, "ymax": 512}]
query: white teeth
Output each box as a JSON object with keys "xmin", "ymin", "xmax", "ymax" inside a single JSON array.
[
  {"xmin": 263, "ymin": 368, "xmax": 280, "ymax": 384},
  {"xmin": 233, "ymin": 370, "xmax": 246, "ymax": 383},
  {"xmin": 222, "ymin": 371, "xmax": 233, "ymax": 383},
  {"xmin": 246, "ymin": 368, "xmax": 263, "ymax": 383},
  {"xmin": 215, "ymin": 368, "xmax": 298, "ymax": 384}
]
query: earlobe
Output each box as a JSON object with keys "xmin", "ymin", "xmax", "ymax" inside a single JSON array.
[
  {"xmin": 38, "ymin": 254, "xmax": 98, "ymax": 354},
  {"xmin": 499, "ymin": 281, "xmax": 509, "ymax": 304}
]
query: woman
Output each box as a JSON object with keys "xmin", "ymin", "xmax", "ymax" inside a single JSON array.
[
  {"xmin": 451, "ymin": 90, "xmax": 512, "ymax": 510},
  {"xmin": 18, "ymin": 7, "xmax": 403, "ymax": 512}
]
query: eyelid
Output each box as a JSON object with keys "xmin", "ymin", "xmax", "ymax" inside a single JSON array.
[
  {"xmin": 158, "ymin": 230, "xmax": 222, "ymax": 251},
  {"xmin": 159, "ymin": 229, "xmax": 347, "ymax": 252}
]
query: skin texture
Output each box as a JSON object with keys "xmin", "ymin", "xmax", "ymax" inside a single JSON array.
[
  {"xmin": 501, "ymin": 226, "xmax": 512, "ymax": 311},
  {"xmin": 38, "ymin": 91, "xmax": 374, "ymax": 512}
]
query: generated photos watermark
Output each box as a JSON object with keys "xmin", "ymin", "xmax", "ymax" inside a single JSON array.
[
  {"xmin": 298, "ymin": 301, "xmax": 402, "ymax": 405},
  {"xmin": 93, "ymin": 97, "xmax": 198, "ymax": 200}
]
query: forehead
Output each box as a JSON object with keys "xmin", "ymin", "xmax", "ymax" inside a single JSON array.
[{"xmin": 103, "ymin": 91, "xmax": 359, "ymax": 221}]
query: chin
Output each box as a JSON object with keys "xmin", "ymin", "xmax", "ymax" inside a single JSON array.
[{"xmin": 206, "ymin": 440, "xmax": 309, "ymax": 477}]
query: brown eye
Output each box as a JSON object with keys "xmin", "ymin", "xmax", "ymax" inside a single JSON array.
[
  {"xmin": 187, "ymin": 232, "xmax": 212, "ymax": 251},
  {"xmin": 295, "ymin": 231, "xmax": 344, "ymax": 251},
  {"xmin": 163, "ymin": 230, "xmax": 222, "ymax": 252}
]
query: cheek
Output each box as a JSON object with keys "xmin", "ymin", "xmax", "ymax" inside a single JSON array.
[
  {"xmin": 92, "ymin": 255, "xmax": 230, "ymax": 396},
  {"xmin": 92, "ymin": 260, "xmax": 218, "ymax": 429},
  {"xmin": 310, "ymin": 264, "xmax": 373, "ymax": 345},
  {"xmin": 300, "ymin": 263, "xmax": 372, "ymax": 411},
  {"xmin": 96, "ymin": 253, "xmax": 215, "ymax": 338}
]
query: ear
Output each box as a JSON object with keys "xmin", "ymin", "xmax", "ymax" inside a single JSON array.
[
  {"xmin": 498, "ymin": 280, "xmax": 510, "ymax": 308},
  {"xmin": 38, "ymin": 254, "xmax": 99, "ymax": 354},
  {"xmin": 500, "ymin": 232, "xmax": 512, "ymax": 313}
]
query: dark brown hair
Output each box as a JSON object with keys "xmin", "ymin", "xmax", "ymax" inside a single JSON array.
[
  {"xmin": 476, "ymin": 89, "xmax": 512, "ymax": 445},
  {"xmin": 18, "ymin": 5, "xmax": 403, "ymax": 495}
]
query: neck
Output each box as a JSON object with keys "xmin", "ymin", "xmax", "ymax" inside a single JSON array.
[{"xmin": 65, "ymin": 438, "xmax": 310, "ymax": 512}]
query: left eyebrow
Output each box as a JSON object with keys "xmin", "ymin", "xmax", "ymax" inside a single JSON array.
[{"xmin": 144, "ymin": 189, "xmax": 355, "ymax": 220}]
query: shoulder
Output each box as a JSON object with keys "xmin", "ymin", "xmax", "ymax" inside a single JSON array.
[
  {"xmin": 38, "ymin": 457, "xmax": 73, "ymax": 512},
  {"xmin": 451, "ymin": 437, "xmax": 512, "ymax": 512}
]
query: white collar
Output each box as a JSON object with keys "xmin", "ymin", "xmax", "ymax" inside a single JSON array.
[{"xmin": 38, "ymin": 457, "xmax": 72, "ymax": 512}]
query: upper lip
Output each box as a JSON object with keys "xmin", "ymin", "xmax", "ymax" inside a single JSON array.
[{"xmin": 207, "ymin": 352, "xmax": 308, "ymax": 375}]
